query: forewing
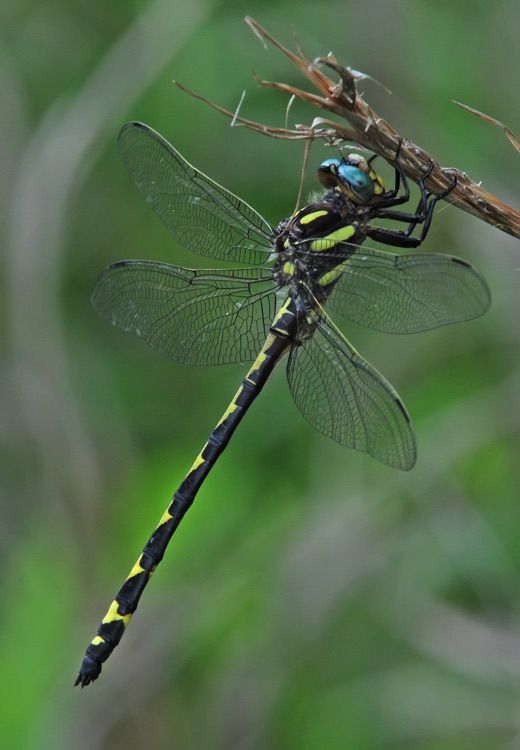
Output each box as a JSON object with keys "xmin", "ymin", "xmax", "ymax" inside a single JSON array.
[
  {"xmin": 92, "ymin": 261, "xmax": 275, "ymax": 365},
  {"xmin": 286, "ymin": 314, "xmax": 416, "ymax": 470},
  {"xmin": 327, "ymin": 247, "xmax": 491, "ymax": 333},
  {"xmin": 118, "ymin": 122, "xmax": 273, "ymax": 265}
]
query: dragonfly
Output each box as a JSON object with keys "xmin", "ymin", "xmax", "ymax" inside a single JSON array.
[{"xmin": 76, "ymin": 121, "xmax": 490, "ymax": 686}]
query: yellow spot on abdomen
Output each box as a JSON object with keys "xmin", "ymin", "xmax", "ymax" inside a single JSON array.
[
  {"xmin": 188, "ymin": 452, "xmax": 206, "ymax": 472},
  {"xmin": 158, "ymin": 509, "xmax": 174, "ymax": 525},
  {"xmin": 102, "ymin": 600, "xmax": 132, "ymax": 627},
  {"xmin": 128, "ymin": 560, "xmax": 146, "ymax": 579}
]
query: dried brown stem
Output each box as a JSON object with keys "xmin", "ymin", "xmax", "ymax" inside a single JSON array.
[{"xmin": 175, "ymin": 17, "xmax": 520, "ymax": 240}]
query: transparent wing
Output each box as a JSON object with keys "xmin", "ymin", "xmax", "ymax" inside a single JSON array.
[
  {"xmin": 92, "ymin": 260, "xmax": 276, "ymax": 365},
  {"xmin": 118, "ymin": 122, "xmax": 273, "ymax": 265},
  {"xmin": 286, "ymin": 312, "xmax": 416, "ymax": 470},
  {"xmin": 326, "ymin": 247, "xmax": 491, "ymax": 333}
]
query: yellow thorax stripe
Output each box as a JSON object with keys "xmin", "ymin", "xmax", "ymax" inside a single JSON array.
[
  {"xmin": 299, "ymin": 209, "xmax": 329, "ymax": 225},
  {"xmin": 310, "ymin": 224, "xmax": 355, "ymax": 252}
]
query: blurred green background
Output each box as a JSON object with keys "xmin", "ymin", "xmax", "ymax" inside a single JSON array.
[{"xmin": 2, "ymin": 1, "xmax": 520, "ymax": 748}]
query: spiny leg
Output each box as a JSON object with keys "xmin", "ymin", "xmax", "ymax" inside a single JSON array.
[
  {"xmin": 366, "ymin": 166, "xmax": 457, "ymax": 249},
  {"xmin": 368, "ymin": 138, "xmax": 406, "ymax": 205}
]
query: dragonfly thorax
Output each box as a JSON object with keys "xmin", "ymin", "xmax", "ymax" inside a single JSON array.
[{"xmin": 271, "ymin": 191, "xmax": 367, "ymax": 303}]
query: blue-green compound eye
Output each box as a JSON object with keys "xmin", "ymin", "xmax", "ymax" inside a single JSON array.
[
  {"xmin": 317, "ymin": 158, "xmax": 341, "ymax": 188},
  {"xmin": 320, "ymin": 158, "xmax": 341, "ymax": 169},
  {"xmin": 336, "ymin": 163, "xmax": 374, "ymax": 204},
  {"xmin": 317, "ymin": 158, "xmax": 375, "ymax": 203}
]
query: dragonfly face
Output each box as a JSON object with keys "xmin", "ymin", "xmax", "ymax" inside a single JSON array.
[
  {"xmin": 76, "ymin": 122, "xmax": 491, "ymax": 687},
  {"xmin": 317, "ymin": 154, "xmax": 385, "ymax": 203}
]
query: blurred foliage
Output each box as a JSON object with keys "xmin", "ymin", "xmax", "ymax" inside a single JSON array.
[{"xmin": 1, "ymin": 0, "xmax": 520, "ymax": 748}]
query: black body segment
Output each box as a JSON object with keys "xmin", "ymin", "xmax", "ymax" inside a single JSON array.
[
  {"xmin": 76, "ymin": 303, "xmax": 294, "ymax": 686},
  {"xmin": 76, "ymin": 122, "xmax": 490, "ymax": 686}
]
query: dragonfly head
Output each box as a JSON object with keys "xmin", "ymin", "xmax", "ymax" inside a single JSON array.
[{"xmin": 318, "ymin": 155, "xmax": 385, "ymax": 205}]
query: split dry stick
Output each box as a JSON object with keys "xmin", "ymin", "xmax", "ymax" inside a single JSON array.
[{"xmin": 175, "ymin": 16, "xmax": 519, "ymax": 240}]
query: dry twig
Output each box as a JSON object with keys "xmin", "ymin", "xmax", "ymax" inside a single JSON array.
[{"xmin": 175, "ymin": 16, "xmax": 519, "ymax": 240}]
